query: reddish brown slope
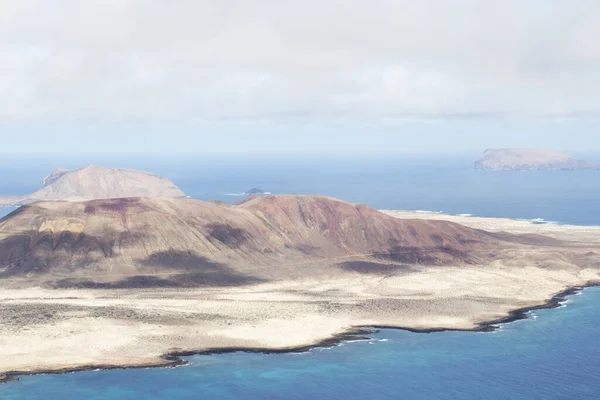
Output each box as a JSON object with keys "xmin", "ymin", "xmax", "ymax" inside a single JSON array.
[
  {"xmin": 0, "ymin": 195, "xmax": 518, "ymax": 288},
  {"xmin": 238, "ymin": 195, "xmax": 494, "ymax": 262}
]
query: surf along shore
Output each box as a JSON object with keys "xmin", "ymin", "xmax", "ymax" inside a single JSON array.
[{"xmin": 1, "ymin": 212, "xmax": 600, "ymax": 383}]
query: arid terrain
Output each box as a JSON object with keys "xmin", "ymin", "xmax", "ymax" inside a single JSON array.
[{"xmin": 0, "ymin": 196, "xmax": 599, "ymax": 382}]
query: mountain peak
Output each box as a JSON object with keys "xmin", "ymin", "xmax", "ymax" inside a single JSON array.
[{"xmin": 2, "ymin": 166, "xmax": 185, "ymax": 206}]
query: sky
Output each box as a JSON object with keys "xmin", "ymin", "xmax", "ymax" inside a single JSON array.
[{"xmin": 1, "ymin": 0, "xmax": 599, "ymax": 155}]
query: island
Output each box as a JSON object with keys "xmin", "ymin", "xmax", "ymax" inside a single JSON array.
[
  {"xmin": 244, "ymin": 188, "xmax": 271, "ymax": 195},
  {"xmin": 0, "ymin": 194, "xmax": 599, "ymax": 382},
  {"xmin": 474, "ymin": 148, "xmax": 600, "ymax": 171},
  {"xmin": 0, "ymin": 166, "xmax": 185, "ymax": 206}
]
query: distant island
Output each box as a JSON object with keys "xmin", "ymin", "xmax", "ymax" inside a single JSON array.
[
  {"xmin": 475, "ymin": 148, "xmax": 600, "ymax": 171},
  {"xmin": 245, "ymin": 188, "xmax": 271, "ymax": 195},
  {"xmin": 224, "ymin": 188, "xmax": 272, "ymax": 197},
  {"xmin": 0, "ymin": 166, "xmax": 185, "ymax": 206}
]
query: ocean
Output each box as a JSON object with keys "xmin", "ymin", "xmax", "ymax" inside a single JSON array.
[
  {"xmin": 1, "ymin": 154, "xmax": 599, "ymax": 399},
  {"xmin": 1, "ymin": 153, "xmax": 600, "ymax": 224}
]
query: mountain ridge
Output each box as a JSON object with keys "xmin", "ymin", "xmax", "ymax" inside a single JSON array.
[{"xmin": 0, "ymin": 195, "xmax": 517, "ymax": 288}]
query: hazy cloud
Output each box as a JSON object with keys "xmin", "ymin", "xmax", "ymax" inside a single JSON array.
[{"xmin": 1, "ymin": 0, "xmax": 599, "ymax": 121}]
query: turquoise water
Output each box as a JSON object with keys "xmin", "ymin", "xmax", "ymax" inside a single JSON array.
[{"xmin": 1, "ymin": 288, "xmax": 599, "ymax": 399}]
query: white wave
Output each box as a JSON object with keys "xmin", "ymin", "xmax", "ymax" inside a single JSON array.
[
  {"xmin": 531, "ymin": 218, "xmax": 558, "ymax": 224},
  {"xmin": 223, "ymin": 192, "xmax": 273, "ymax": 197},
  {"xmin": 345, "ymin": 339, "xmax": 369, "ymax": 344},
  {"xmin": 457, "ymin": 213, "xmax": 473, "ymax": 217},
  {"xmin": 414, "ymin": 210, "xmax": 443, "ymax": 214},
  {"xmin": 516, "ymin": 217, "xmax": 561, "ymax": 225},
  {"xmin": 290, "ymin": 350, "xmax": 314, "ymax": 355},
  {"xmin": 523, "ymin": 310, "xmax": 541, "ymax": 319}
]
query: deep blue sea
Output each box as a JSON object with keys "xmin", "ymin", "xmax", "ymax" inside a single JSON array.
[{"xmin": 1, "ymin": 154, "xmax": 599, "ymax": 399}]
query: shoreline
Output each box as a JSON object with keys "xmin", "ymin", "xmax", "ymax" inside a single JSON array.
[
  {"xmin": 382, "ymin": 210, "xmax": 600, "ymax": 243},
  {"xmin": 2, "ymin": 281, "xmax": 597, "ymax": 385}
]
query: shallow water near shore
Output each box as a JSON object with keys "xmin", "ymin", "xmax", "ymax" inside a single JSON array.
[{"xmin": 2, "ymin": 287, "xmax": 600, "ymax": 399}]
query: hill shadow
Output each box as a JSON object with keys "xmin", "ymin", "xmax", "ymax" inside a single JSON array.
[{"xmin": 53, "ymin": 250, "xmax": 266, "ymax": 289}]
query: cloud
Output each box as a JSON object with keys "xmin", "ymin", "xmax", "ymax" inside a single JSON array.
[{"xmin": 0, "ymin": 0, "xmax": 599, "ymax": 121}]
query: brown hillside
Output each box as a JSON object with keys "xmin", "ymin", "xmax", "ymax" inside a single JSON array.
[{"xmin": 0, "ymin": 195, "xmax": 528, "ymax": 288}]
